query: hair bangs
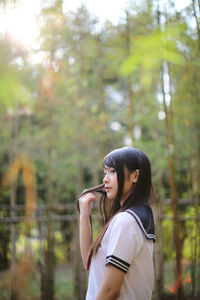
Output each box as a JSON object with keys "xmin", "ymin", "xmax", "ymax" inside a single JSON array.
[{"xmin": 102, "ymin": 153, "xmax": 116, "ymax": 169}]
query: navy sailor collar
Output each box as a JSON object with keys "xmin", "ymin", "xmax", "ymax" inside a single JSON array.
[{"xmin": 126, "ymin": 205, "xmax": 156, "ymax": 242}]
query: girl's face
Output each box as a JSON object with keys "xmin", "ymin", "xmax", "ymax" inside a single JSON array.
[
  {"xmin": 103, "ymin": 166, "xmax": 118, "ymax": 200},
  {"xmin": 103, "ymin": 165, "xmax": 137, "ymax": 205}
]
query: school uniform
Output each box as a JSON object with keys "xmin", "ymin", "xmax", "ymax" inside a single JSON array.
[{"xmin": 86, "ymin": 205, "xmax": 155, "ymax": 300}]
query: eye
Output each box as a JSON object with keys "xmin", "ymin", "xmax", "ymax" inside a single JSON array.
[{"xmin": 103, "ymin": 168, "xmax": 116, "ymax": 175}]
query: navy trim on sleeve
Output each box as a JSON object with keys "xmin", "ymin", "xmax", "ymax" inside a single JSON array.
[{"xmin": 105, "ymin": 255, "xmax": 130, "ymax": 273}]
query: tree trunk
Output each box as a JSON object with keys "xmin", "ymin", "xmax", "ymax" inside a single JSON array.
[
  {"xmin": 41, "ymin": 149, "xmax": 55, "ymax": 300},
  {"xmin": 153, "ymin": 167, "xmax": 164, "ymax": 300},
  {"xmin": 191, "ymin": 156, "xmax": 199, "ymax": 298},
  {"xmin": 153, "ymin": 196, "xmax": 164, "ymax": 300},
  {"xmin": 125, "ymin": 11, "xmax": 134, "ymax": 145},
  {"xmin": 96, "ymin": 32, "xmax": 108, "ymax": 157},
  {"xmin": 157, "ymin": 4, "xmax": 182, "ymax": 297},
  {"xmin": 10, "ymin": 182, "xmax": 17, "ymax": 300},
  {"xmin": 73, "ymin": 20, "xmax": 87, "ymax": 298},
  {"xmin": 9, "ymin": 114, "xmax": 19, "ymax": 300},
  {"xmin": 73, "ymin": 133, "xmax": 86, "ymax": 300},
  {"xmin": 160, "ymin": 61, "xmax": 183, "ymax": 300},
  {"xmin": 192, "ymin": 0, "xmax": 200, "ymax": 50},
  {"xmin": 38, "ymin": 207, "xmax": 46, "ymax": 300}
]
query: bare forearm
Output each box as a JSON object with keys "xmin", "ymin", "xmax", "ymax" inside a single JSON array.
[
  {"xmin": 78, "ymin": 192, "xmax": 97, "ymax": 269},
  {"xmin": 96, "ymin": 266, "xmax": 124, "ymax": 300},
  {"xmin": 79, "ymin": 215, "xmax": 92, "ymax": 269}
]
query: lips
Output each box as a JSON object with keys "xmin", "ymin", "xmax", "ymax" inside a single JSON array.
[{"xmin": 105, "ymin": 187, "xmax": 111, "ymax": 192}]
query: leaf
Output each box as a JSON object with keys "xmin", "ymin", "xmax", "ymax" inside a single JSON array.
[
  {"xmin": 0, "ymin": 75, "xmax": 33, "ymax": 111},
  {"xmin": 119, "ymin": 25, "xmax": 185, "ymax": 79}
]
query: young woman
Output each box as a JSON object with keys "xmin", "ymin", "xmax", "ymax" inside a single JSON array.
[{"xmin": 78, "ymin": 147, "xmax": 155, "ymax": 300}]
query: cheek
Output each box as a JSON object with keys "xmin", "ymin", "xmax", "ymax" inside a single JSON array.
[{"xmin": 113, "ymin": 174, "xmax": 118, "ymax": 189}]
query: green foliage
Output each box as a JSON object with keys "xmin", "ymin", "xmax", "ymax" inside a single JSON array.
[{"xmin": 120, "ymin": 25, "xmax": 185, "ymax": 87}]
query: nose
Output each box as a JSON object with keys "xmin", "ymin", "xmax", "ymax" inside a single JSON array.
[{"xmin": 103, "ymin": 173, "xmax": 109, "ymax": 183}]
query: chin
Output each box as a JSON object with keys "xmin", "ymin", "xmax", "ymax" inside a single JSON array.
[{"xmin": 107, "ymin": 193, "xmax": 116, "ymax": 200}]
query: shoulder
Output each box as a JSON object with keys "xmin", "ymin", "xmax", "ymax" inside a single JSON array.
[
  {"xmin": 126, "ymin": 205, "xmax": 156, "ymax": 242},
  {"xmin": 108, "ymin": 211, "xmax": 141, "ymax": 234},
  {"xmin": 112, "ymin": 211, "xmax": 135, "ymax": 223}
]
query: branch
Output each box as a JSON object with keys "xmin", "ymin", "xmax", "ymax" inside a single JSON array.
[{"xmin": 192, "ymin": 0, "xmax": 200, "ymax": 50}]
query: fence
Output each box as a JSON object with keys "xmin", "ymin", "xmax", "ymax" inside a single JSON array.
[{"xmin": 0, "ymin": 199, "xmax": 200, "ymax": 300}]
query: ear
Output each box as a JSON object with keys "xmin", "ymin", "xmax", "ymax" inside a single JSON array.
[{"xmin": 131, "ymin": 169, "xmax": 139, "ymax": 183}]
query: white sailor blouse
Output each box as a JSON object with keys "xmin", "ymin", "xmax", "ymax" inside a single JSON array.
[{"xmin": 86, "ymin": 205, "xmax": 155, "ymax": 300}]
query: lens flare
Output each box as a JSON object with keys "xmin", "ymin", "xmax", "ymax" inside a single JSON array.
[{"xmin": 166, "ymin": 271, "xmax": 191, "ymax": 293}]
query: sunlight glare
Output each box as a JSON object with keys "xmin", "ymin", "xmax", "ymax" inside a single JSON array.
[{"xmin": 1, "ymin": 1, "xmax": 40, "ymax": 49}]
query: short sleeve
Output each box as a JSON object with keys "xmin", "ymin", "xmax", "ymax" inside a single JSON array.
[{"xmin": 105, "ymin": 212, "xmax": 144, "ymax": 273}]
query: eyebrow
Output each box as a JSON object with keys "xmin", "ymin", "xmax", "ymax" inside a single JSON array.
[{"xmin": 104, "ymin": 166, "xmax": 115, "ymax": 170}]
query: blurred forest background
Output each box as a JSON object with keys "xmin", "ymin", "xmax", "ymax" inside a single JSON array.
[{"xmin": 0, "ymin": 0, "xmax": 199, "ymax": 299}]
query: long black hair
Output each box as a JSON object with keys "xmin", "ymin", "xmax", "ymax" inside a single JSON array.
[
  {"xmin": 102, "ymin": 147, "xmax": 152, "ymax": 216},
  {"xmin": 78, "ymin": 147, "xmax": 153, "ymax": 258}
]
